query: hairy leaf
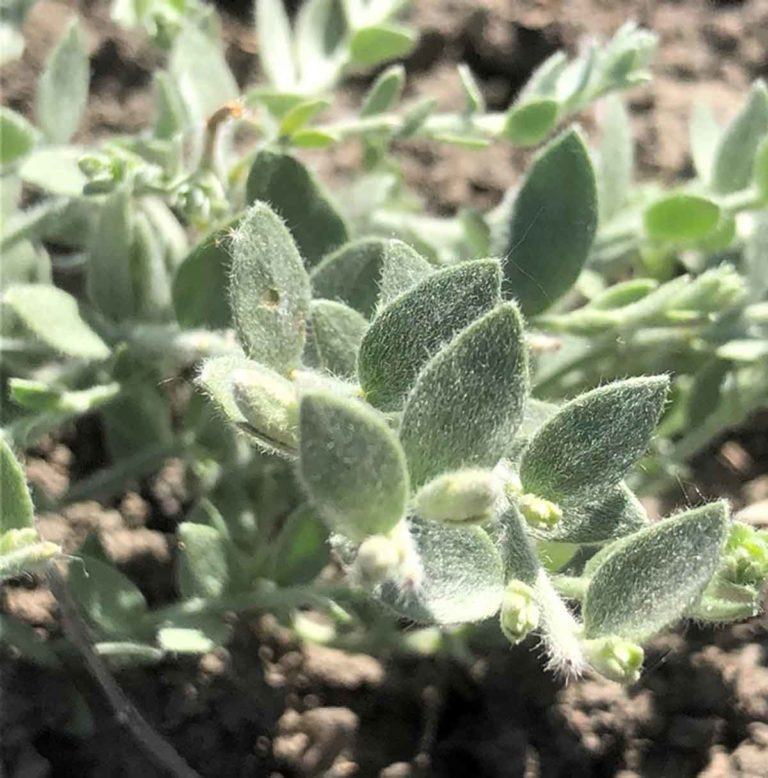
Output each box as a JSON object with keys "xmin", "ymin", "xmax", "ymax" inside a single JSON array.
[
  {"xmin": 305, "ymin": 299, "xmax": 368, "ymax": 379},
  {"xmin": 520, "ymin": 376, "xmax": 668, "ymax": 504},
  {"xmin": 358, "ymin": 260, "xmax": 502, "ymax": 410},
  {"xmin": 298, "ymin": 391, "xmax": 409, "ymax": 541},
  {"xmin": 246, "ymin": 150, "xmax": 349, "ymax": 266},
  {"xmin": 583, "ymin": 502, "xmax": 729, "ymax": 640},
  {"xmin": 400, "ymin": 303, "xmax": 529, "ymax": 488},
  {"xmin": 229, "ymin": 202, "xmax": 311, "ymax": 373},
  {"xmin": 503, "ymin": 127, "xmax": 598, "ymax": 314},
  {"xmin": 379, "ymin": 519, "xmax": 505, "ymax": 624}
]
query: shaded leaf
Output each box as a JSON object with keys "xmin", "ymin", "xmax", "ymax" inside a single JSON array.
[
  {"xmin": 177, "ymin": 522, "xmax": 229, "ymax": 599},
  {"xmin": 305, "ymin": 299, "xmax": 367, "ymax": 379}
]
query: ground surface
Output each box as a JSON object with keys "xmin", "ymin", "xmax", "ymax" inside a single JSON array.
[{"xmin": 2, "ymin": 0, "xmax": 768, "ymax": 776}]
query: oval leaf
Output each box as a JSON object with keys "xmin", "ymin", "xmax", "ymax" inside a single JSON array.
[
  {"xmin": 349, "ymin": 24, "xmax": 416, "ymax": 68},
  {"xmin": 299, "ymin": 391, "xmax": 409, "ymax": 541},
  {"xmin": 583, "ymin": 502, "xmax": 729, "ymax": 640},
  {"xmin": 503, "ymin": 127, "xmax": 598, "ymax": 314},
  {"xmin": 229, "ymin": 202, "xmax": 311, "ymax": 373},
  {"xmin": 358, "ymin": 260, "xmax": 502, "ymax": 410},
  {"xmin": 644, "ymin": 193, "xmax": 721, "ymax": 243},
  {"xmin": 504, "ymin": 98, "xmax": 559, "ymax": 146},
  {"xmin": 177, "ymin": 522, "xmax": 229, "ymax": 600},
  {"xmin": 520, "ymin": 376, "xmax": 669, "ymax": 505},
  {"xmin": 0, "ymin": 107, "xmax": 36, "ymax": 166},
  {"xmin": 400, "ymin": 303, "xmax": 529, "ymax": 488}
]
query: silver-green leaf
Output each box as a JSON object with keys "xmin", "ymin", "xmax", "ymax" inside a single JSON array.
[{"xmin": 305, "ymin": 299, "xmax": 368, "ymax": 379}]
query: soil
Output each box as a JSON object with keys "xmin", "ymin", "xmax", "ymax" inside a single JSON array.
[{"xmin": 3, "ymin": 1, "xmax": 768, "ymax": 777}]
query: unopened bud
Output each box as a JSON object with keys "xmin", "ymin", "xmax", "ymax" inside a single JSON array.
[
  {"xmin": 583, "ymin": 636, "xmax": 644, "ymax": 684},
  {"xmin": 415, "ymin": 468, "xmax": 499, "ymax": 525},
  {"xmin": 517, "ymin": 493, "xmax": 562, "ymax": 530},
  {"xmin": 722, "ymin": 522, "xmax": 768, "ymax": 588},
  {"xmin": 668, "ymin": 265, "xmax": 745, "ymax": 316},
  {"xmin": 353, "ymin": 535, "xmax": 400, "ymax": 586},
  {"xmin": 500, "ymin": 580, "xmax": 539, "ymax": 645},
  {"xmin": 78, "ymin": 153, "xmax": 108, "ymax": 178},
  {"xmin": 231, "ymin": 366, "xmax": 298, "ymax": 449}
]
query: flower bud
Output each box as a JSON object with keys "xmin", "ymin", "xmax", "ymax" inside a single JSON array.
[
  {"xmin": 722, "ymin": 522, "xmax": 768, "ymax": 588},
  {"xmin": 668, "ymin": 265, "xmax": 745, "ymax": 317},
  {"xmin": 582, "ymin": 636, "xmax": 644, "ymax": 684},
  {"xmin": 78, "ymin": 153, "xmax": 108, "ymax": 178},
  {"xmin": 415, "ymin": 468, "xmax": 499, "ymax": 525},
  {"xmin": 517, "ymin": 493, "xmax": 562, "ymax": 530},
  {"xmin": 500, "ymin": 580, "xmax": 539, "ymax": 645},
  {"xmin": 353, "ymin": 535, "xmax": 400, "ymax": 586},
  {"xmin": 231, "ymin": 365, "xmax": 299, "ymax": 449}
]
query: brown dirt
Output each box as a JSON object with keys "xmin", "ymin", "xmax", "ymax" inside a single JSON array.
[{"xmin": 3, "ymin": 1, "xmax": 768, "ymax": 777}]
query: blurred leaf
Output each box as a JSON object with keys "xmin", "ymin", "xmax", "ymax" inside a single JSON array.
[
  {"xmin": 173, "ymin": 219, "xmax": 236, "ymax": 329},
  {"xmin": 0, "ymin": 438, "xmax": 33, "ymax": 533},
  {"xmin": 0, "ymin": 107, "xmax": 36, "ymax": 166},
  {"xmin": 644, "ymin": 193, "xmax": 720, "ymax": 242},
  {"xmin": 230, "ymin": 202, "xmax": 311, "ymax": 373},
  {"xmin": 68, "ymin": 555, "xmax": 149, "ymax": 640},
  {"xmin": 271, "ymin": 503, "xmax": 329, "ymax": 586},
  {"xmin": 690, "ymin": 102, "xmax": 720, "ymax": 184},
  {"xmin": 400, "ymin": 303, "xmax": 528, "ymax": 488},
  {"xmin": 360, "ymin": 64, "xmax": 406, "ymax": 117},
  {"xmin": 295, "ymin": 0, "xmax": 348, "ymax": 93},
  {"xmin": 503, "ymin": 127, "xmax": 597, "ymax": 314},
  {"xmin": 359, "ymin": 260, "xmax": 501, "ymax": 411},
  {"xmin": 20, "ymin": 147, "xmax": 87, "ymax": 197},
  {"xmin": 87, "ymin": 184, "xmax": 135, "ymax": 321},
  {"xmin": 279, "ymin": 99, "xmax": 329, "ymax": 138},
  {"xmin": 503, "ymin": 99, "xmax": 559, "ymax": 146},
  {"xmin": 178, "ymin": 522, "xmax": 229, "ymax": 599},
  {"xmin": 583, "ymin": 502, "xmax": 729, "ymax": 640},
  {"xmin": 246, "ymin": 150, "xmax": 349, "ymax": 267},
  {"xmin": 4, "ymin": 283, "xmax": 109, "ymax": 360},
  {"xmin": 712, "ymin": 80, "xmax": 768, "ymax": 194},
  {"xmin": 597, "ymin": 95, "xmax": 633, "ymax": 222},
  {"xmin": 256, "ymin": 0, "xmax": 297, "ymax": 90},
  {"xmin": 299, "ymin": 391, "xmax": 409, "ymax": 541},
  {"xmin": 349, "ymin": 24, "xmax": 416, "ymax": 68},
  {"xmin": 170, "ymin": 23, "xmax": 237, "ymax": 125},
  {"xmin": 36, "ymin": 20, "xmax": 89, "ymax": 144}
]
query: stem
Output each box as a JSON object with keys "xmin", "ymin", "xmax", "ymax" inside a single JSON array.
[{"xmin": 46, "ymin": 561, "xmax": 201, "ymax": 778}]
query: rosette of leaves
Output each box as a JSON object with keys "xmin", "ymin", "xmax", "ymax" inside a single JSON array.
[{"xmin": 196, "ymin": 198, "xmax": 768, "ymax": 684}]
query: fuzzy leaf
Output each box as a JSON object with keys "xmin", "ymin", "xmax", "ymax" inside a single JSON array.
[
  {"xmin": 0, "ymin": 107, "xmax": 36, "ymax": 166},
  {"xmin": 298, "ymin": 391, "xmax": 409, "ymax": 541},
  {"xmin": 68, "ymin": 556, "xmax": 149, "ymax": 639},
  {"xmin": 196, "ymin": 355, "xmax": 252, "ymax": 428},
  {"xmin": 305, "ymin": 299, "xmax": 367, "ymax": 379},
  {"xmin": 173, "ymin": 220, "xmax": 236, "ymax": 329},
  {"xmin": 503, "ymin": 99, "xmax": 559, "ymax": 146},
  {"xmin": 503, "ymin": 127, "xmax": 598, "ymax": 314},
  {"xmin": 229, "ymin": 202, "xmax": 311, "ymax": 373},
  {"xmin": 177, "ymin": 522, "xmax": 229, "ymax": 600},
  {"xmin": 358, "ymin": 260, "xmax": 502, "ymax": 410},
  {"xmin": 4, "ymin": 284, "xmax": 109, "ymax": 360},
  {"xmin": 246, "ymin": 150, "xmax": 349, "ymax": 266},
  {"xmin": 520, "ymin": 376, "xmax": 668, "ymax": 505},
  {"xmin": 379, "ymin": 519, "xmax": 505, "ymax": 624},
  {"xmin": 540, "ymin": 483, "xmax": 649, "ymax": 545},
  {"xmin": 0, "ymin": 439, "xmax": 33, "ymax": 533},
  {"xmin": 312, "ymin": 238, "xmax": 432, "ymax": 317},
  {"xmin": 349, "ymin": 24, "xmax": 416, "ymax": 68},
  {"xmin": 87, "ymin": 184, "xmax": 135, "ymax": 321},
  {"xmin": 256, "ymin": 0, "xmax": 297, "ymax": 90},
  {"xmin": 644, "ymin": 193, "xmax": 720, "ymax": 243},
  {"xmin": 583, "ymin": 502, "xmax": 729, "ymax": 640},
  {"xmin": 712, "ymin": 80, "xmax": 768, "ymax": 194},
  {"xmin": 36, "ymin": 20, "xmax": 89, "ymax": 144},
  {"xmin": 360, "ymin": 64, "xmax": 406, "ymax": 117},
  {"xmin": 494, "ymin": 504, "xmax": 540, "ymax": 585},
  {"xmin": 400, "ymin": 303, "xmax": 529, "ymax": 488}
]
